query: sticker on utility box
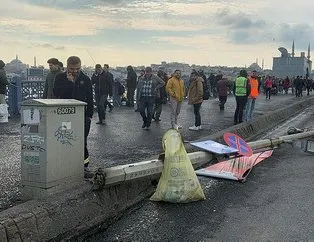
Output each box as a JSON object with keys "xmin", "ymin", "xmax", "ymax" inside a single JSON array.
[
  {"xmin": 23, "ymin": 109, "xmax": 40, "ymax": 124},
  {"xmin": 23, "ymin": 151, "xmax": 40, "ymax": 165},
  {"xmin": 56, "ymin": 107, "xmax": 76, "ymax": 115},
  {"xmin": 61, "ymin": 122, "xmax": 72, "ymax": 130}
]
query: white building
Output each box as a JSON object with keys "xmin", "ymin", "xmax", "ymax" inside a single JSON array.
[{"xmin": 273, "ymin": 41, "xmax": 312, "ymax": 78}]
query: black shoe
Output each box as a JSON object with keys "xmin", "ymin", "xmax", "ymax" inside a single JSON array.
[
  {"xmin": 135, "ymin": 109, "xmax": 139, "ymax": 112},
  {"xmin": 155, "ymin": 118, "xmax": 161, "ymax": 122},
  {"xmin": 96, "ymin": 121, "xmax": 103, "ymax": 124},
  {"xmin": 146, "ymin": 124, "xmax": 151, "ymax": 129},
  {"xmin": 109, "ymin": 106, "xmax": 114, "ymax": 112},
  {"xmin": 152, "ymin": 116, "xmax": 156, "ymax": 121},
  {"xmin": 142, "ymin": 123, "xmax": 147, "ymax": 128}
]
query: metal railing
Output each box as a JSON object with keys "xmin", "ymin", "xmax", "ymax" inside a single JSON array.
[
  {"xmin": 5, "ymin": 78, "xmax": 102, "ymax": 115},
  {"xmin": 5, "ymin": 78, "xmax": 45, "ymax": 115}
]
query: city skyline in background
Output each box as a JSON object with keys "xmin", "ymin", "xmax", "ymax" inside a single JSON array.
[{"xmin": 1, "ymin": 0, "xmax": 314, "ymax": 69}]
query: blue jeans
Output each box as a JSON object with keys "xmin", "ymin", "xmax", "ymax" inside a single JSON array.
[
  {"xmin": 139, "ymin": 96, "xmax": 155, "ymax": 126},
  {"xmin": 245, "ymin": 98, "xmax": 256, "ymax": 122}
]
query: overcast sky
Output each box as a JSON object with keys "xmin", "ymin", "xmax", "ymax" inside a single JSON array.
[{"xmin": 0, "ymin": 0, "xmax": 313, "ymax": 68}]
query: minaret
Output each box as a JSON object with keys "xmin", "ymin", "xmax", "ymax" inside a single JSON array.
[
  {"xmin": 307, "ymin": 43, "xmax": 311, "ymax": 60},
  {"xmin": 262, "ymin": 58, "xmax": 264, "ymax": 70},
  {"xmin": 34, "ymin": 56, "xmax": 37, "ymax": 67},
  {"xmin": 292, "ymin": 40, "xmax": 295, "ymax": 57}
]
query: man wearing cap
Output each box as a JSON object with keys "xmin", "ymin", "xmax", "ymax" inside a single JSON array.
[
  {"xmin": 0, "ymin": 60, "xmax": 9, "ymax": 104},
  {"xmin": 43, "ymin": 58, "xmax": 62, "ymax": 99},
  {"xmin": 245, "ymin": 70, "xmax": 260, "ymax": 122},
  {"xmin": 136, "ymin": 67, "xmax": 165, "ymax": 129}
]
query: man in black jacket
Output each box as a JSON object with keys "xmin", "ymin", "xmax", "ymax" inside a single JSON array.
[
  {"xmin": 103, "ymin": 64, "xmax": 114, "ymax": 113},
  {"xmin": 92, "ymin": 64, "xmax": 113, "ymax": 124},
  {"xmin": 53, "ymin": 56, "xmax": 93, "ymax": 170},
  {"xmin": 126, "ymin": 65, "xmax": 137, "ymax": 107}
]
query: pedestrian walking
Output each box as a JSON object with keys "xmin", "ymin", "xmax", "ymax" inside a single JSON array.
[
  {"xmin": 91, "ymin": 64, "xmax": 113, "ymax": 124},
  {"xmin": 136, "ymin": 67, "xmax": 165, "ymax": 130},
  {"xmin": 188, "ymin": 70, "xmax": 203, "ymax": 131},
  {"xmin": 103, "ymin": 64, "xmax": 114, "ymax": 112},
  {"xmin": 166, "ymin": 70, "xmax": 185, "ymax": 129},
  {"xmin": 135, "ymin": 69, "xmax": 145, "ymax": 112},
  {"xmin": 126, "ymin": 65, "xmax": 137, "ymax": 108},
  {"xmin": 152, "ymin": 70, "xmax": 168, "ymax": 122},
  {"xmin": 264, "ymin": 76, "xmax": 273, "ymax": 99},
  {"xmin": 216, "ymin": 77, "xmax": 230, "ymax": 110},
  {"xmin": 113, "ymin": 77, "xmax": 124, "ymax": 107},
  {"xmin": 245, "ymin": 70, "xmax": 260, "ymax": 122}
]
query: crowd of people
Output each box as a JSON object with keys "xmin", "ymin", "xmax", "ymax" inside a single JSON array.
[{"xmin": 1, "ymin": 56, "xmax": 313, "ymax": 177}]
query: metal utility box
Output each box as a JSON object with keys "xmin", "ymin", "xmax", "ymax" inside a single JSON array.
[{"xmin": 20, "ymin": 99, "xmax": 86, "ymax": 195}]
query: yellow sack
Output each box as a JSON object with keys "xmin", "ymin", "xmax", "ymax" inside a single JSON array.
[{"xmin": 150, "ymin": 129, "xmax": 205, "ymax": 203}]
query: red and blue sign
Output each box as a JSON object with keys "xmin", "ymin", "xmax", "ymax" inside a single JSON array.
[{"xmin": 223, "ymin": 132, "xmax": 253, "ymax": 157}]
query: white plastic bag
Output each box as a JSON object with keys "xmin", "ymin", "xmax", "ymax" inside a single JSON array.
[{"xmin": 0, "ymin": 104, "xmax": 9, "ymax": 123}]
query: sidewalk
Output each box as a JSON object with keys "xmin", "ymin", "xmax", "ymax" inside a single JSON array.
[{"xmin": 0, "ymin": 94, "xmax": 308, "ymax": 210}]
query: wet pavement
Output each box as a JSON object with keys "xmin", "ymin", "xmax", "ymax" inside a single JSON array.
[
  {"xmin": 87, "ymin": 106, "xmax": 314, "ymax": 241},
  {"xmin": 0, "ymin": 94, "xmax": 308, "ymax": 210}
]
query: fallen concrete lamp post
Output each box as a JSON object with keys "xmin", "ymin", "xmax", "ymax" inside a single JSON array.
[{"xmin": 103, "ymin": 131, "xmax": 314, "ymax": 187}]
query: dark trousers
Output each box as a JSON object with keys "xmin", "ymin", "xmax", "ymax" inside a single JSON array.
[
  {"xmin": 265, "ymin": 88, "xmax": 271, "ymax": 99},
  {"xmin": 296, "ymin": 87, "xmax": 303, "ymax": 97},
  {"xmin": 234, "ymin": 96, "xmax": 247, "ymax": 124},
  {"xmin": 96, "ymin": 93, "xmax": 108, "ymax": 122},
  {"xmin": 219, "ymin": 96, "xmax": 227, "ymax": 110},
  {"xmin": 139, "ymin": 96, "xmax": 155, "ymax": 126},
  {"xmin": 127, "ymin": 87, "xmax": 135, "ymax": 107},
  {"xmin": 84, "ymin": 117, "xmax": 91, "ymax": 167},
  {"xmin": 193, "ymin": 103, "xmax": 202, "ymax": 127},
  {"xmin": 306, "ymin": 87, "xmax": 311, "ymax": 96},
  {"xmin": 153, "ymin": 98, "xmax": 163, "ymax": 119}
]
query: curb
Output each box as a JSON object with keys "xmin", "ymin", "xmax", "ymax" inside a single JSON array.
[{"xmin": 1, "ymin": 96, "xmax": 314, "ymax": 241}]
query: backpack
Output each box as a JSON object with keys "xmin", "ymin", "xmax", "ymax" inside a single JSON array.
[
  {"xmin": 118, "ymin": 83, "xmax": 125, "ymax": 95},
  {"xmin": 203, "ymin": 79, "xmax": 210, "ymax": 100}
]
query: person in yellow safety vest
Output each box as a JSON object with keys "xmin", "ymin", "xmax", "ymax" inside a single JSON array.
[
  {"xmin": 233, "ymin": 69, "xmax": 251, "ymax": 125},
  {"xmin": 245, "ymin": 70, "xmax": 261, "ymax": 122}
]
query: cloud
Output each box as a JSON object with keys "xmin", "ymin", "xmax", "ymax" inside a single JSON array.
[
  {"xmin": 212, "ymin": 7, "xmax": 314, "ymax": 49},
  {"xmin": 215, "ymin": 9, "xmax": 267, "ymax": 29},
  {"xmin": 31, "ymin": 43, "xmax": 66, "ymax": 50}
]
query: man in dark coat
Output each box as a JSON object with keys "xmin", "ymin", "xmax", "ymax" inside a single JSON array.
[
  {"xmin": 43, "ymin": 58, "xmax": 62, "ymax": 99},
  {"xmin": 217, "ymin": 77, "xmax": 231, "ymax": 110},
  {"xmin": 53, "ymin": 56, "xmax": 93, "ymax": 171},
  {"xmin": 92, "ymin": 64, "xmax": 113, "ymax": 124},
  {"xmin": 152, "ymin": 70, "xmax": 168, "ymax": 121},
  {"xmin": 126, "ymin": 65, "xmax": 137, "ymax": 107}
]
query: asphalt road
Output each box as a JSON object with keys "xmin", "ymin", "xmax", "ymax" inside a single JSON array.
[
  {"xmin": 88, "ymin": 106, "xmax": 314, "ymax": 241},
  {"xmin": 0, "ymin": 94, "xmax": 308, "ymax": 210}
]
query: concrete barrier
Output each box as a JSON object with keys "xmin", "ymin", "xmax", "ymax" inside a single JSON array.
[{"xmin": 1, "ymin": 96, "xmax": 314, "ymax": 241}]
